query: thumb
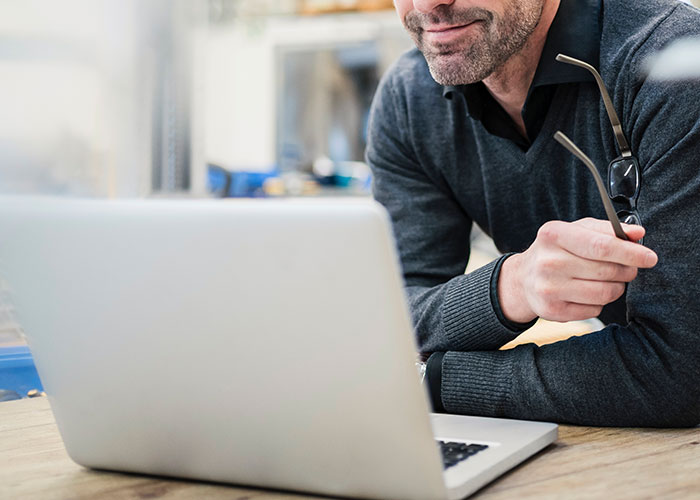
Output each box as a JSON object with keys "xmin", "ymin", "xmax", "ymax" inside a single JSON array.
[{"xmin": 622, "ymin": 223, "xmax": 646, "ymax": 243}]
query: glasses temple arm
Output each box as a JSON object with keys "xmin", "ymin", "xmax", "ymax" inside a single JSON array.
[
  {"xmin": 556, "ymin": 54, "xmax": 632, "ymax": 157},
  {"xmin": 554, "ymin": 131, "xmax": 629, "ymax": 240}
]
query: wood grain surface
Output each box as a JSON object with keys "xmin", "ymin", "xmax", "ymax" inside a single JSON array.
[{"xmin": 2, "ymin": 398, "xmax": 699, "ymax": 499}]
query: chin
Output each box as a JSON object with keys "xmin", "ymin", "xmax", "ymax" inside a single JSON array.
[
  {"xmin": 424, "ymin": 50, "xmax": 495, "ymax": 86},
  {"xmin": 427, "ymin": 61, "xmax": 480, "ymax": 86}
]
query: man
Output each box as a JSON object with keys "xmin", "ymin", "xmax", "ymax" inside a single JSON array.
[{"xmin": 366, "ymin": 0, "xmax": 700, "ymax": 426}]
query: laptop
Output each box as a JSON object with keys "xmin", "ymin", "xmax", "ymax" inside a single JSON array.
[{"xmin": 0, "ymin": 196, "xmax": 557, "ymax": 500}]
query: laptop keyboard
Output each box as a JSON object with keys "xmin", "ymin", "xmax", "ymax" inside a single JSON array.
[{"xmin": 438, "ymin": 441, "xmax": 489, "ymax": 469}]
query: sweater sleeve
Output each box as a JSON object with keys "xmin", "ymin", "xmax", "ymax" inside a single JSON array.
[
  {"xmin": 366, "ymin": 65, "xmax": 529, "ymax": 353},
  {"xmin": 440, "ymin": 12, "xmax": 700, "ymax": 427}
]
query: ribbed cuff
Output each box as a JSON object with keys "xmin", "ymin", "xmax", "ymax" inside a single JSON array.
[
  {"xmin": 490, "ymin": 253, "xmax": 539, "ymax": 333},
  {"xmin": 425, "ymin": 352, "xmax": 445, "ymax": 413},
  {"xmin": 441, "ymin": 256, "xmax": 521, "ymax": 351},
  {"xmin": 441, "ymin": 350, "xmax": 515, "ymax": 417}
]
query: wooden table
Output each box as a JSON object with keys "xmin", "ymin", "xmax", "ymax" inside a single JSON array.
[{"xmin": 2, "ymin": 398, "xmax": 699, "ymax": 499}]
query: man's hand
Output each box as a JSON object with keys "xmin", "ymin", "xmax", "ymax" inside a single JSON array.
[{"xmin": 498, "ymin": 218, "xmax": 658, "ymax": 324}]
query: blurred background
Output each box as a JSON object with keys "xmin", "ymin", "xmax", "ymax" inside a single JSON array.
[
  {"xmin": 0, "ymin": 0, "xmax": 411, "ymax": 393},
  {"xmin": 4, "ymin": 0, "xmax": 697, "ymax": 200},
  {"xmin": 0, "ymin": 0, "xmax": 410, "ymax": 201},
  {"xmin": 2, "ymin": 0, "xmax": 699, "ymax": 399}
]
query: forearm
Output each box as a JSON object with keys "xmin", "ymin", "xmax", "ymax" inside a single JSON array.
[
  {"xmin": 407, "ymin": 255, "xmax": 535, "ymax": 353},
  {"xmin": 438, "ymin": 321, "xmax": 700, "ymax": 427}
]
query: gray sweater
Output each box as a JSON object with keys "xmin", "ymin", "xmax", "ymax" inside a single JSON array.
[{"xmin": 367, "ymin": 0, "xmax": 700, "ymax": 427}]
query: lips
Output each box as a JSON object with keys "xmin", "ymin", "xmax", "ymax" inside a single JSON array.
[
  {"xmin": 422, "ymin": 21, "xmax": 484, "ymax": 45},
  {"xmin": 425, "ymin": 23, "xmax": 475, "ymax": 34}
]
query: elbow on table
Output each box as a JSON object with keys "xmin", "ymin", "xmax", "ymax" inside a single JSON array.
[
  {"xmin": 651, "ymin": 400, "xmax": 699, "ymax": 428},
  {"xmin": 645, "ymin": 375, "xmax": 700, "ymax": 428}
]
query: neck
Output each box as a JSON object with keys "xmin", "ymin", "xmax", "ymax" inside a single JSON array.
[{"xmin": 483, "ymin": 0, "xmax": 561, "ymax": 139}]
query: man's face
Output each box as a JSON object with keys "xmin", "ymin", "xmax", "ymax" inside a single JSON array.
[{"xmin": 395, "ymin": 0, "xmax": 545, "ymax": 85}]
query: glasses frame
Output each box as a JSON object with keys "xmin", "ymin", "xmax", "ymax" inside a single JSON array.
[
  {"xmin": 555, "ymin": 54, "xmax": 632, "ymax": 158},
  {"xmin": 608, "ymin": 155, "xmax": 642, "ymax": 228},
  {"xmin": 554, "ymin": 54, "xmax": 643, "ymax": 240},
  {"xmin": 554, "ymin": 132, "xmax": 629, "ymax": 240}
]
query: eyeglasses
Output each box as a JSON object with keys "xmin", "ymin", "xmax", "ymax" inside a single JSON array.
[{"xmin": 553, "ymin": 54, "xmax": 642, "ymax": 241}]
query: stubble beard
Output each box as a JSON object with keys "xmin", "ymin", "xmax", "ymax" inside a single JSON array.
[{"xmin": 404, "ymin": 3, "xmax": 543, "ymax": 86}]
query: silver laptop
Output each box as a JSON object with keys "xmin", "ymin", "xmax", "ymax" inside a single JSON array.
[{"xmin": 0, "ymin": 196, "xmax": 556, "ymax": 500}]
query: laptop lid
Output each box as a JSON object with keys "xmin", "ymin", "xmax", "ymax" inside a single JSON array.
[{"xmin": 0, "ymin": 196, "xmax": 449, "ymax": 500}]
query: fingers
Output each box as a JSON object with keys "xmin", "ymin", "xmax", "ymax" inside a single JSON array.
[
  {"xmin": 528, "ymin": 273, "xmax": 626, "ymax": 320},
  {"xmin": 542, "ymin": 302, "xmax": 604, "ymax": 323},
  {"xmin": 537, "ymin": 220, "xmax": 657, "ymax": 268},
  {"xmin": 501, "ymin": 218, "xmax": 658, "ymax": 324},
  {"xmin": 622, "ymin": 224, "xmax": 646, "ymax": 243},
  {"xmin": 558, "ymin": 279, "xmax": 626, "ymax": 306},
  {"xmin": 575, "ymin": 217, "xmax": 646, "ymax": 243},
  {"xmin": 563, "ymin": 257, "xmax": 638, "ymax": 283}
]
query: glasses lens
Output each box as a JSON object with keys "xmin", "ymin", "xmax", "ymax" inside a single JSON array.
[
  {"xmin": 617, "ymin": 210, "xmax": 641, "ymax": 226},
  {"xmin": 609, "ymin": 157, "xmax": 640, "ymax": 201}
]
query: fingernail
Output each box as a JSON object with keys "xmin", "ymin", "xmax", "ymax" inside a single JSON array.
[{"xmin": 645, "ymin": 252, "xmax": 658, "ymax": 267}]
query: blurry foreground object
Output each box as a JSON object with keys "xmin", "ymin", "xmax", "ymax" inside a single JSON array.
[
  {"xmin": 0, "ymin": 0, "xmax": 207, "ymax": 198},
  {"xmin": 646, "ymin": 37, "xmax": 700, "ymax": 80}
]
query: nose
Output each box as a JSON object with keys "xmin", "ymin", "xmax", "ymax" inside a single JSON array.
[{"xmin": 412, "ymin": 0, "xmax": 455, "ymax": 14}]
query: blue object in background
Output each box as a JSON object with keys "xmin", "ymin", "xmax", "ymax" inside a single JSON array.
[
  {"xmin": 207, "ymin": 164, "xmax": 231, "ymax": 197},
  {"xmin": 207, "ymin": 164, "xmax": 278, "ymax": 198},
  {"xmin": 0, "ymin": 345, "xmax": 44, "ymax": 399}
]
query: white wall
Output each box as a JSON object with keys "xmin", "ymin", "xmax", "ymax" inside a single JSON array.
[{"xmin": 204, "ymin": 11, "xmax": 411, "ymax": 172}]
